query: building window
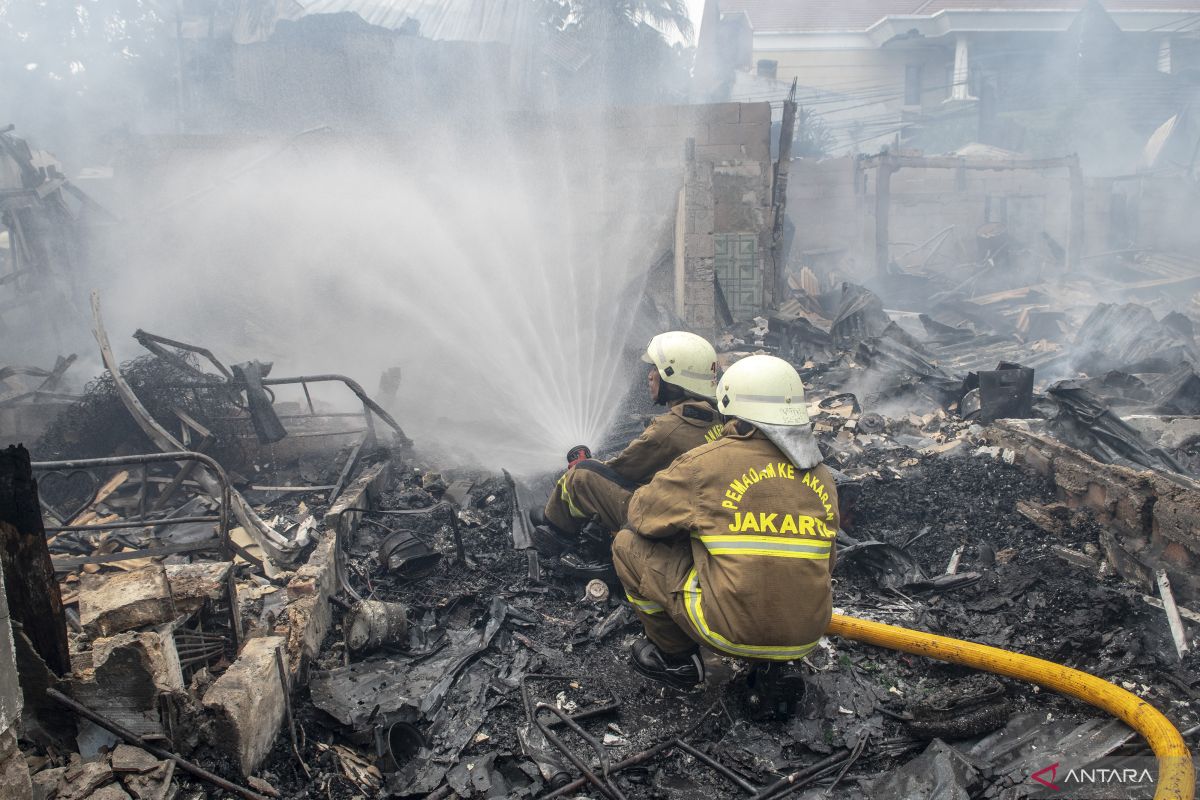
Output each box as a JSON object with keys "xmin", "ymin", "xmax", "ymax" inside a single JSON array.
[{"xmin": 905, "ymin": 64, "xmax": 923, "ymax": 106}]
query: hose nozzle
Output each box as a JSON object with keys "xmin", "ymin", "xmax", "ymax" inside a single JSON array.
[{"xmin": 566, "ymin": 444, "xmax": 592, "ymax": 468}]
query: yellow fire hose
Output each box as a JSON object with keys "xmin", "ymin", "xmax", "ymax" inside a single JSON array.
[{"xmin": 828, "ymin": 613, "xmax": 1194, "ymax": 800}]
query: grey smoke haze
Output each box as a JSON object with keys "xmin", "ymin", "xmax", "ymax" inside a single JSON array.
[
  {"xmin": 85, "ymin": 118, "xmax": 677, "ymax": 475},
  {"xmin": 0, "ymin": 2, "xmax": 700, "ymax": 473}
]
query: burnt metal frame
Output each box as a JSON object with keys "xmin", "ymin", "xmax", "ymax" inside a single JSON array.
[
  {"xmin": 31, "ymin": 451, "xmax": 263, "ymax": 570},
  {"xmin": 180, "ymin": 373, "xmax": 408, "ymax": 446}
]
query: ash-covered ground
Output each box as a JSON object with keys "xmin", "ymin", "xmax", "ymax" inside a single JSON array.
[{"xmin": 227, "ymin": 434, "xmax": 1200, "ymax": 800}]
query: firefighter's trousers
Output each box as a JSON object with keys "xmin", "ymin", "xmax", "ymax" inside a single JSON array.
[
  {"xmin": 611, "ymin": 528, "xmax": 700, "ymax": 655},
  {"xmin": 543, "ymin": 461, "xmax": 637, "ymax": 536}
]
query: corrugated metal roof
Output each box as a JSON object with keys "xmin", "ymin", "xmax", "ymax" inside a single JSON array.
[
  {"xmin": 295, "ymin": 0, "xmax": 530, "ymax": 41},
  {"xmin": 719, "ymin": 0, "xmax": 1200, "ymax": 33}
]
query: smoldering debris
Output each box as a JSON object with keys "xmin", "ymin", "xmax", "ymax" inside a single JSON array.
[
  {"xmin": 724, "ymin": 279, "xmax": 1199, "ymax": 481},
  {"xmin": 3, "ymin": 299, "xmax": 1198, "ymax": 800}
]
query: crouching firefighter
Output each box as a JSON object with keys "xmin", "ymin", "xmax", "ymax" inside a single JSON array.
[
  {"xmin": 612, "ymin": 354, "xmax": 838, "ymax": 694},
  {"xmin": 532, "ymin": 331, "xmax": 723, "ymax": 553}
]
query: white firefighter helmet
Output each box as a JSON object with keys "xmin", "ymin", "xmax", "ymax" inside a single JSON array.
[
  {"xmin": 718, "ymin": 355, "xmax": 810, "ymax": 426},
  {"xmin": 641, "ymin": 331, "xmax": 718, "ymax": 399}
]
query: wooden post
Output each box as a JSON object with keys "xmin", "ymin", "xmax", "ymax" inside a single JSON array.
[
  {"xmin": 770, "ymin": 80, "xmax": 799, "ymax": 308},
  {"xmin": 874, "ymin": 155, "xmax": 894, "ymax": 279},
  {"xmin": 1066, "ymin": 154, "xmax": 1084, "ymax": 273},
  {"xmin": 0, "ymin": 445, "xmax": 70, "ymax": 675}
]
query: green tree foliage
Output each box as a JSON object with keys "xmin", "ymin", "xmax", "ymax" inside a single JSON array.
[
  {"xmin": 794, "ymin": 106, "xmax": 834, "ymax": 159},
  {"xmin": 0, "ymin": 0, "xmax": 176, "ymax": 148},
  {"xmin": 541, "ymin": 0, "xmax": 696, "ymax": 105}
]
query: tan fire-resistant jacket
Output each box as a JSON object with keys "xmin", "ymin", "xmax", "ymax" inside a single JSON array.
[
  {"xmin": 606, "ymin": 399, "xmax": 724, "ymax": 485},
  {"xmin": 625, "ymin": 423, "xmax": 839, "ymax": 659}
]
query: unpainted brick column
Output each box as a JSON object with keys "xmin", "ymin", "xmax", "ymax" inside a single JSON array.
[{"xmin": 677, "ymin": 156, "xmax": 717, "ymax": 338}]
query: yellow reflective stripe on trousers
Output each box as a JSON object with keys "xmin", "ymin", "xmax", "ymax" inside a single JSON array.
[
  {"xmin": 556, "ymin": 474, "xmax": 588, "ymax": 519},
  {"xmin": 694, "ymin": 534, "xmax": 831, "ymax": 559},
  {"xmin": 682, "ymin": 568, "xmax": 818, "ymax": 661},
  {"xmin": 625, "ymin": 592, "xmax": 664, "ymax": 614}
]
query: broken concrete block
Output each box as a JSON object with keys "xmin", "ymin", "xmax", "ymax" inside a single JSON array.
[
  {"xmin": 91, "ymin": 628, "xmax": 184, "ymax": 692},
  {"xmin": 246, "ymin": 775, "xmax": 279, "ymax": 797},
  {"xmin": 203, "ymin": 636, "xmax": 286, "ymax": 777},
  {"xmin": 0, "ymin": 725, "xmax": 32, "ymax": 800},
  {"xmin": 57, "ymin": 760, "xmax": 114, "ymax": 800},
  {"xmin": 285, "ymin": 593, "xmax": 328, "ymax": 678},
  {"xmin": 324, "ymin": 461, "xmax": 391, "ymax": 541},
  {"xmin": 163, "ymin": 563, "xmax": 232, "ymax": 617},
  {"xmin": 71, "ymin": 628, "xmax": 184, "ymax": 739},
  {"xmin": 79, "ymin": 567, "xmax": 177, "ymax": 638},
  {"xmin": 286, "ymin": 533, "xmax": 335, "ymax": 601},
  {"xmin": 84, "ymin": 785, "xmax": 132, "ymax": 800},
  {"xmin": 31, "ymin": 766, "xmax": 64, "ymax": 800},
  {"xmin": 110, "ymin": 746, "xmax": 157, "ymax": 775},
  {"xmin": 121, "ymin": 761, "xmax": 173, "ymax": 800}
]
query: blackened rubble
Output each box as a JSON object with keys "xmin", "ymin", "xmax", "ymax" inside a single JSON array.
[
  {"xmin": 5, "ymin": 303, "xmax": 1199, "ymax": 799},
  {"xmin": 230, "ymin": 432, "xmax": 1199, "ymax": 800}
]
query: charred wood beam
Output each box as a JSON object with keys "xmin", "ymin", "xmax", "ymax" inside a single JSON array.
[
  {"xmin": 769, "ymin": 78, "xmax": 798, "ymax": 308},
  {"xmin": 0, "ymin": 445, "xmax": 70, "ymax": 675},
  {"xmin": 35, "ymin": 354, "xmax": 76, "ymax": 392}
]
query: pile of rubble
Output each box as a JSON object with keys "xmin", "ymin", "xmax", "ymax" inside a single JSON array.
[{"xmin": 2, "ymin": 271, "xmax": 1199, "ymax": 799}]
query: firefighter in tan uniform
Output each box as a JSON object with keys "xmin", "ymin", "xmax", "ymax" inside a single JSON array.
[
  {"xmin": 533, "ymin": 332, "xmax": 724, "ymax": 551},
  {"xmin": 612, "ymin": 354, "xmax": 837, "ymax": 689}
]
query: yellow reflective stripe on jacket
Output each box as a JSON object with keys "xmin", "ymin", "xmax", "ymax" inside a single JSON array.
[
  {"xmin": 682, "ymin": 569, "xmax": 818, "ymax": 661},
  {"xmin": 625, "ymin": 592, "xmax": 664, "ymax": 614},
  {"xmin": 556, "ymin": 473, "xmax": 588, "ymax": 519},
  {"xmin": 694, "ymin": 534, "xmax": 831, "ymax": 559}
]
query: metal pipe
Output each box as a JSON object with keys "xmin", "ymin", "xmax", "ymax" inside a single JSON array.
[
  {"xmin": 45, "ymin": 515, "xmax": 220, "ymax": 532},
  {"xmin": 33, "ymin": 452, "xmax": 234, "ymax": 557},
  {"xmin": 46, "ymin": 688, "xmax": 266, "ymax": 800},
  {"xmin": 675, "ymin": 738, "xmax": 759, "ymax": 795},
  {"xmin": 540, "ymin": 738, "xmax": 678, "ymax": 800},
  {"xmin": 750, "ymin": 751, "xmax": 850, "ymax": 800},
  {"xmin": 533, "ymin": 703, "xmax": 626, "ymax": 800}
]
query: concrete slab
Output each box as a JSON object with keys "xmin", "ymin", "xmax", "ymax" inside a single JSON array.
[
  {"xmin": 163, "ymin": 562, "xmax": 232, "ymax": 617},
  {"xmin": 202, "ymin": 635, "xmax": 287, "ymax": 777},
  {"xmin": 79, "ymin": 567, "xmax": 177, "ymax": 638}
]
